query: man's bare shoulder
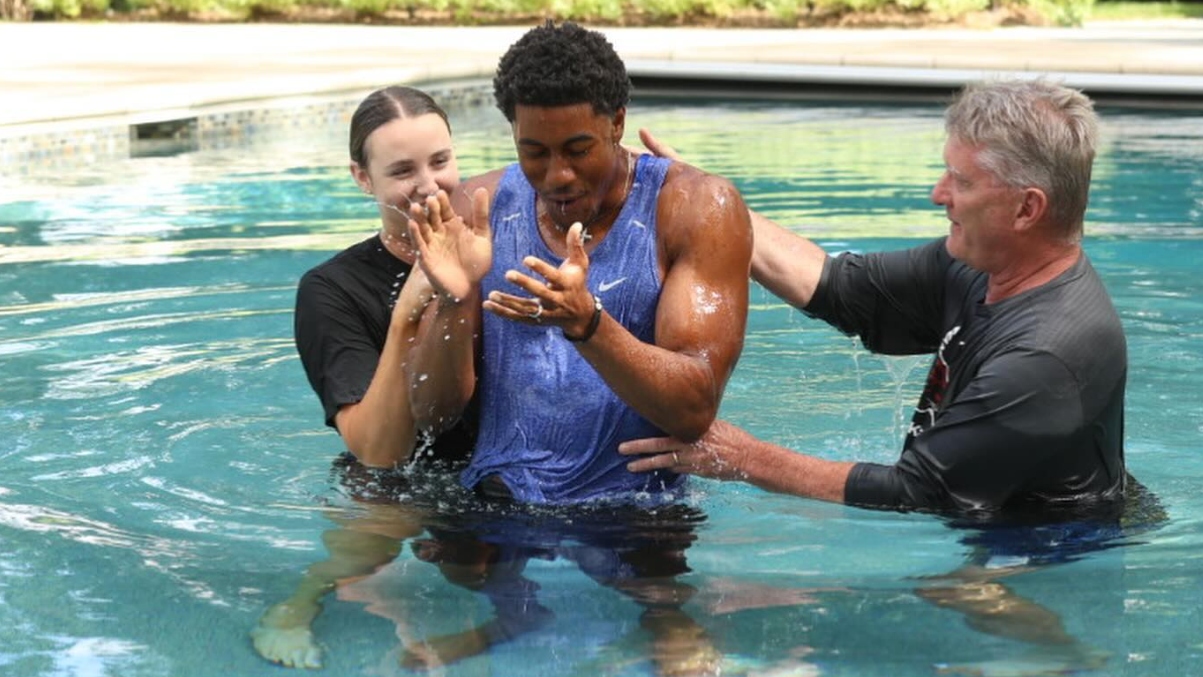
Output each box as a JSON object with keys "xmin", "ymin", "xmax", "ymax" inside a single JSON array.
[
  {"xmin": 662, "ymin": 158, "xmax": 728, "ymax": 188},
  {"xmin": 658, "ymin": 161, "xmax": 747, "ymax": 231},
  {"xmin": 462, "ymin": 168, "xmax": 507, "ymax": 193},
  {"xmin": 451, "ymin": 168, "xmax": 508, "ymax": 215}
]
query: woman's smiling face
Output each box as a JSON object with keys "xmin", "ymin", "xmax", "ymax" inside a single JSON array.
[{"xmin": 353, "ymin": 113, "xmax": 459, "ymax": 227}]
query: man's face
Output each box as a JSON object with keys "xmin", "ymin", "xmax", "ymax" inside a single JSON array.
[
  {"xmin": 931, "ymin": 137, "xmax": 1025, "ymax": 273},
  {"xmin": 511, "ymin": 102, "xmax": 625, "ymax": 230}
]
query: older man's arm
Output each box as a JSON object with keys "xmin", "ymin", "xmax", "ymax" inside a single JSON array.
[{"xmin": 620, "ymin": 420, "xmax": 853, "ymax": 504}]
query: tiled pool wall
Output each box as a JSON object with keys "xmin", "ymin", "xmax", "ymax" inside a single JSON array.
[{"xmin": 0, "ymin": 80, "xmax": 493, "ymax": 175}]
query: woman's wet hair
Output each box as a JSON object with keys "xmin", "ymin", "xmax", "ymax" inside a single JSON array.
[
  {"xmin": 349, "ymin": 85, "xmax": 451, "ymax": 168},
  {"xmin": 492, "ymin": 20, "xmax": 631, "ymax": 123}
]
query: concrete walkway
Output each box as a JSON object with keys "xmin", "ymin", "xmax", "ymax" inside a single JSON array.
[{"xmin": 2, "ymin": 19, "xmax": 1203, "ymax": 133}]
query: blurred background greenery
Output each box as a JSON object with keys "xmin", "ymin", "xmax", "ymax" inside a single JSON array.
[{"xmin": 2, "ymin": 0, "xmax": 1200, "ymax": 31}]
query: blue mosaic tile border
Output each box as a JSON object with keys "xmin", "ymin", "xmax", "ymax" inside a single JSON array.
[
  {"xmin": 0, "ymin": 80, "xmax": 493, "ymax": 173},
  {"xmin": 0, "ymin": 124, "xmax": 130, "ymax": 171}
]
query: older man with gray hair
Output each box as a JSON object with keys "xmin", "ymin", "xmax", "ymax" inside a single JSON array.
[{"xmin": 626, "ymin": 79, "xmax": 1128, "ymax": 520}]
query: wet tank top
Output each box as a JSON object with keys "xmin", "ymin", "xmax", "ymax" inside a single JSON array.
[{"xmin": 460, "ymin": 154, "xmax": 684, "ymax": 504}]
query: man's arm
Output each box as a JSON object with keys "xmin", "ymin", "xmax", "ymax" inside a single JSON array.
[
  {"xmin": 581, "ymin": 167, "xmax": 752, "ymax": 441},
  {"xmin": 619, "ymin": 420, "xmax": 854, "ymax": 503},
  {"xmin": 749, "ymin": 210, "xmax": 829, "ymax": 310}
]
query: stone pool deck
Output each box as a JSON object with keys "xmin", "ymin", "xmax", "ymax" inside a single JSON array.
[{"xmin": 2, "ymin": 19, "xmax": 1202, "ymax": 166}]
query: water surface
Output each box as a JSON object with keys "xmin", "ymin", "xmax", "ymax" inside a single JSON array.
[{"xmin": 1, "ymin": 96, "xmax": 1200, "ymax": 677}]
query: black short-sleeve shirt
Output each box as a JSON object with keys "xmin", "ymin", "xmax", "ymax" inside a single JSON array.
[
  {"xmin": 805, "ymin": 237, "xmax": 1127, "ymax": 516},
  {"xmin": 293, "ymin": 235, "xmax": 475, "ymax": 466}
]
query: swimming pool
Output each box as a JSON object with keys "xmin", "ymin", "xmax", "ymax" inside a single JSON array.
[{"xmin": 1, "ymin": 94, "xmax": 1200, "ymax": 677}]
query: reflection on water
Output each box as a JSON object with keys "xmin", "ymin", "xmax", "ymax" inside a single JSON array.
[{"xmin": 0, "ymin": 97, "xmax": 1201, "ymax": 676}]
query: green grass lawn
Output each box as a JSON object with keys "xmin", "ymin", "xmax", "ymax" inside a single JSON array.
[
  {"xmin": 10, "ymin": 0, "xmax": 1203, "ymax": 24},
  {"xmin": 1092, "ymin": 1, "xmax": 1203, "ymax": 19}
]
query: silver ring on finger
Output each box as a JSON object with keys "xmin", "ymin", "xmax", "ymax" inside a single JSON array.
[
  {"xmin": 529, "ymin": 302, "xmax": 543, "ymax": 322},
  {"xmin": 672, "ymin": 451, "xmax": 681, "ymax": 465}
]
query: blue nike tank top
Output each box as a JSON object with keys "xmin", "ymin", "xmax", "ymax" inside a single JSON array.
[{"xmin": 461, "ymin": 154, "xmax": 685, "ymax": 504}]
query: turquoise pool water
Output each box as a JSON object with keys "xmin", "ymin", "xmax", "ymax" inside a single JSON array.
[{"xmin": 0, "ymin": 96, "xmax": 1200, "ymax": 677}]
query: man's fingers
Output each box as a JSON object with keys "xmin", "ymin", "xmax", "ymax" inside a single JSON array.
[
  {"xmin": 483, "ymin": 297, "xmax": 545, "ymax": 324},
  {"xmin": 486, "ymin": 290, "xmax": 534, "ymax": 306},
  {"xmin": 618, "ymin": 437, "xmax": 683, "ymax": 456},
  {"xmin": 519, "ymin": 256, "xmax": 559, "ymax": 284},
  {"xmin": 566, "ymin": 222, "xmax": 588, "ymax": 266},
  {"xmin": 620, "ymin": 436, "xmax": 689, "ymax": 473},
  {"xmin": 485, "ymin": 291, "xmax": 548, "ymax": 321},
  {"xmin": 638, "ymin": 127, "xmax": 683, "ymax": 161},
  {"xmin": 625, "ymin": 455, "xmax": 668, "ymax": 473},
  {"xmin": 503, "ymin": 269, "xmax": 550, "ymax": 298}
]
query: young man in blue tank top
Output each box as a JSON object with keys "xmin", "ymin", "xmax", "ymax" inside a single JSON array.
[
  {"xmin": 403, "ymin": 20, "xmax": 752, "ymax": 674},
  {"xmin": 441, "ymin": 22, "xmax": 752, "ymax": 506}
]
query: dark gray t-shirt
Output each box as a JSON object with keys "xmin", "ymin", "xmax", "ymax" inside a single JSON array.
[{"xmin": 805, "ymin": 237, "xmax": 1127, "ymax": 516}]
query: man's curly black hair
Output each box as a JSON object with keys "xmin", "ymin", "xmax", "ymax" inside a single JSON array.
[{"xmin": 493, "ymin": 20, "xmax": 631, "ymax": 123}]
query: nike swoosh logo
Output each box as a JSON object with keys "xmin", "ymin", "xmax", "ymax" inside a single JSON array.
[{"xmin": 598, "ymin": 278, "xmax": 627, "ymax": 292}]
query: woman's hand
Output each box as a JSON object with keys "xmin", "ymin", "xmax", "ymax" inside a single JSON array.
[{"xmin": 409, "ymin": 187, "xmax": 492, "ymax": 303}]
